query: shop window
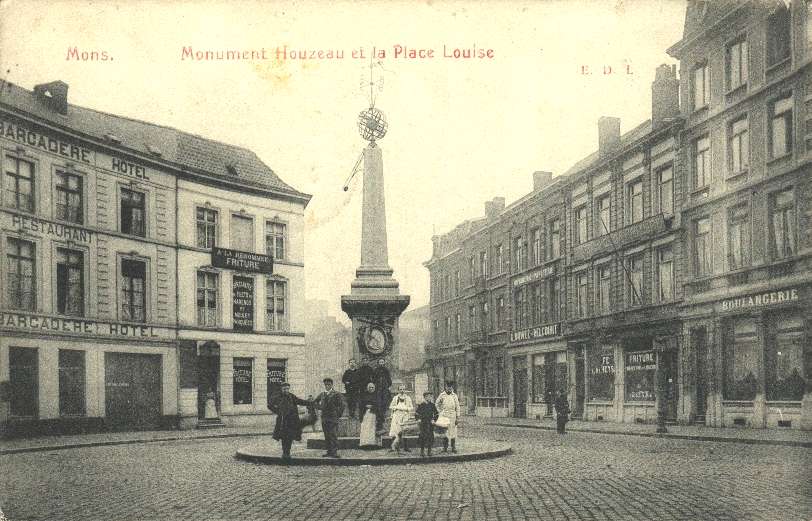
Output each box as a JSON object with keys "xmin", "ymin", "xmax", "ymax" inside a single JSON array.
[
  {"xmin": 4, "ymin": 155, "xmax": 35, "ymax": 212},
  {"xmin": 728, "ymin": 116, "xmax": 749, "ymax": 175},
  {"xmin": 723, "ymin": 318, "xmax": 759, "ymax": 401},
  {"xmin": 121, "ymin": 259, "xmax": 146, "ymax": 322},
  {"xmin": 769, "ymin": 94, "xmax": 794, "ymax": 159},
  {"xmin": 769, "ymin": 188, "xmax": 796, "ymax": 259},
  {"xmin": 56, "ymin": 248, "xmax": 84, "ymax": 316},
  {"xmin": 232, "ymin": 357, "xmax": 253, "ymax": 405},
  {"xmin": 6, "ymin": 237, "xmax": 36, "ymax": 311},
  {"xmin": 765, "ymin": 315, "xmax": 804, "ymax": 401},
  {"xmin": 266, "ymin": 278, "xmax": 287, "ymax": 331},
  {"xmin": 230, "ymin": 214, "xmax": 254, "ymax": 252},
  {"xmin": 266, "ymin": 358, "xmax": 287, "ymax": 407},
  {"xmin": 58, "ymin": 349, "xmax": 85, "ymax": 416},
  {"xmin": 728, "ymin": 205, "xmax": 750, "ymax": 270},
  {"xmin": 726, "ymin": 36, "xmax": 748, "ymax": 91},
  {"xmin": 265, "ymin": 220, "xmax": 286, "ymax": 260},
  {"xmin": 766, "ymin": 3, "xmax": 791, "ymax": 68},
  {"xmin": 120, "ymin": 188, "xmax": 145, "ymax": 237},
  {"xmin": 9, "ymin": 346, "xmax": 38, "ymax": 417},
  {"xmin": 55, "ymin": 171, "xmax": 83, "ymax": 224},
  {"xmin": 196, "ymin": 271, "xmax": 219, "ymax": 326},
  {"xmin": 624, "ymin": 350, "xmax": 656, "ymax": 402},
  {"xmin": 588, "ymin": 345, "xmax": 614, "ymax": 401},
  {"xmin": 553, "ymin": 352, "xmax": 568, "ymax": 397},
  {"xmin": 196, "ymin": 207, "xmax": 218, "ymax": 249}
]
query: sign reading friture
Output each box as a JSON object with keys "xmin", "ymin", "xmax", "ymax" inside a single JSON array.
[
  {"xmin": 719, "ymin": 288, "xmax": 799, "ymax": 312},
  {"xmin": 510, "ymin": 323, "xmax": 560, "ymax": 342},
  {"xmin": 211, "ymin": 247, "xmax": 273, "ymax": 274},
  {"xmin": 232, "ymin": 276, "xmax": 254, "ymax": 332}
]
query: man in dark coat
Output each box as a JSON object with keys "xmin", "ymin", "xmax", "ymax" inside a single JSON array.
[
  {"xmin": 314, "ymin": 377, "xmax": 345, "ymax": 458},
  {"xmin": 554, "ymin": 389, "xmax": 570, "ymax": 434},
  {"xmin": 341, "ymin": 359, "xmax": 360, "ymax": 419},
  {"xmin": 371, "ymin": 358, "xmax": 392, "ymax": 432},
  {"xmin": 268, "ymin": 382, "xmax": 313, "ymax": 461}
]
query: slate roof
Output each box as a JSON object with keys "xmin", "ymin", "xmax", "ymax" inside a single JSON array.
[{"xmin": 0, "ymin": 79, "xmax": 309, "ymax": 201}]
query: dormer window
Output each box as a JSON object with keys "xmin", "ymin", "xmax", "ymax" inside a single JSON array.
[{"xmin": 226, "ymin": 163, "xmax": 238, "ymax": 176}]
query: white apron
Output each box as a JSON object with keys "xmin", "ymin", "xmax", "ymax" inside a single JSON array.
[{"xmin": 436, "ymin": 392, "xmax": 460, "ymax": 439}]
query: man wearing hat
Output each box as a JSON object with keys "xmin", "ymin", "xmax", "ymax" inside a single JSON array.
[
  {"xmin": 313, "ymin": 377, "xmax": 345, "ymax": 458},
  {"xmin": 268, "ymin": 382, "xmax": 314, "ymax": 462}
]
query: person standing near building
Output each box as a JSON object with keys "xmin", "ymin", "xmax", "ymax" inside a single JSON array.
[
  {"xmin": 356, "ymin": 356, "xmax": 375, "ymax": 415},
  {"xmin": 435, "ymin": 381, "xmax": 461, "ymax": 453},
  {"xmin": 388, "ymin": 385, "xmax": 413, "ymax": 453},
  {"xmin": 554, "ymin": 389, "xmax": 570, "ymax": 434},
  {"xmin": 314, "ymin": 378, "xmax": 345, "ymax": 458},
  {"xmin": 268, "ymin": 382, "xmax": 313, "ymax": 462},
  {"xmin": 342, "ymin": 359, "xmax": 361, "ymax": 419},
  {"xmin": 415, "ymin": 391, "xmax": 439, "ymax": 457},
  {"xmin": 372, "ymin": 358, "xmax": 392, "ymax": 433}
]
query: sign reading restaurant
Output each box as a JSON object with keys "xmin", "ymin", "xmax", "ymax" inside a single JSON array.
[
  {"xmin": 511, "ymin": 323, "xmax": 560, "ymax": 342},
  {"xmin": 719, "ymin": 288, "xmax": 799, "ymax": 312},
  {"xmin": 512, "ymin": 265, "xmax": 555, "ymax": 288},
  {"xmin": 11, "ymin": 214, "xmax": 92, "ymax": 243},
  {"xmin": 0, "ymin": 311, "xmax": 167, "ymax": 338},
  {"xmin": 211, "ymin": 247, "xmax": 273, "ymax": 274}
]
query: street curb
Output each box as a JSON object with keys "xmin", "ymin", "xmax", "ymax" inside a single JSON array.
[
  {"xmin": 235, "ymin": 445, "xmax": 513, "ymax": 466},
  {"xmin": 483, "ymin": 422, "xmax": 812, "ymax": 448},
  {"xmin": 0, "ymin": 431, "xmax": 277, "ymax": 456}
]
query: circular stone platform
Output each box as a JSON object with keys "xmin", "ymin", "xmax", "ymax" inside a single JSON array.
[{"xmin": 235, "ymin": 439, "xmax": 512, "ymax": 466}]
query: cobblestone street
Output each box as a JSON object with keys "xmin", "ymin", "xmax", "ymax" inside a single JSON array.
[{"xmin": 2, "ymin": 424, "xmax": 810, "ymax": 521}]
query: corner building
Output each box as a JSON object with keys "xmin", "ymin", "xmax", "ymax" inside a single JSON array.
[
  {"xmin": 667, "ymin": 0, "xmax": 811, "ymax": 429},
  {"xmin": 0, "ymin": 80, "xmax": 310, "ymax": 436}
]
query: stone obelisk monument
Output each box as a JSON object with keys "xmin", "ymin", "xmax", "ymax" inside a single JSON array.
[{"xmin": 341, "ymin": 107, "xmax": 410, "ymax": 380}]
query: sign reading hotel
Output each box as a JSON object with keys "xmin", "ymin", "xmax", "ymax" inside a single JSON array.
[
  {"xmin": 11, "ymin": 214, "xmax": 92, "ymax": 243},
  {"xmin": 512, "ymin": 265, "xmax": 555, "ymax": 288},
  {"xmin": 719, "ymin": 288, "xmax": 799, "ymax": 312},
  {"xmin": 211, "ymin": 247, "xmax": 273, "ymax": 274},
  {"xmin": 0, "ymin": 311, "xmax": 166, "ymax": 338},
  {"xmin": 511, "ymin": 322, "xmax": 560, "ymax": 342},
  {"xmin": 232, "ymin": 276, "xmax": 254, "ymax": 332}
]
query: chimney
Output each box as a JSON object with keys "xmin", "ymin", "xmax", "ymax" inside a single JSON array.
[
  {"xmin": 598, "ymin": 116, "xmax": 621, "ymax": 157},
  {"xmin": 533, "ymin": 171, "xmax": 553, "ymax": 191},
  {"xmin": 33, "ymin": 81, "xmax": 69, "ymax": 115},
  {"xmin": 651, "ymin": 64, "xmax": 680, "ymax": 129},
  {"xmin": 485, "ymin": 197, "xmax": 505, "ymax": 220}
]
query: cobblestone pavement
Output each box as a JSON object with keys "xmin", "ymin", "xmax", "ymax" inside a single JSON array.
[{"xmin": 1, "ymin": 424, "xmax": 810, "ymax": 521}]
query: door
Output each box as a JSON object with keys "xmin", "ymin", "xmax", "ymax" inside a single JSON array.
[
  {"xmin": 9, "ymin": 347, "xmax": 38, "ymax": 418},
  {"xmin": 198, "ymin": 355, "xmax": 220, "ymax": 418},
  {"xmin": 693, "ymin": 328, "xmax": 707, "ymax": 423},
  {"xmin": 575, "ymin": 348, "xmax": 585, "ymax": 418},
  {"xmin": 512, "ymin": 356, "xmax": 527, "ymax": 418},
  {"xmin": 661, "ymin": 349, "xmax": 679, "ymax": 421},
  {"xmin": 105, "ymin": 353, "xmax": 162, "ymax": 430}
]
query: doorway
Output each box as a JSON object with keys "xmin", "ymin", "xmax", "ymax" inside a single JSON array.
[
  {"xmin": 197, "ymin": 355, "xmax": 220, "ymax": 418},
  {"xmin": 693, "ymin": 328, "xmax": 707, "ymax": 424},
  {"xmin": 660, "ymin": 348, "xmax": 679, "ymax": 422},
  {"xmin": 574, "ymin": 348, "xmax": 585, "ymax": 419},
  {"xmin": 512, "ymin": 356, "xmax": 527, "ymax": 418},
  {"xmin": 104, "ymin": 352, "xmax": 162, "ymax": 430}
]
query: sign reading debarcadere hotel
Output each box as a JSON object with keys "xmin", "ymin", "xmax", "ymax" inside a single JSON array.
[{"xmin": 0, "ymin": 311, "xmax": 169, "ymax": 338}]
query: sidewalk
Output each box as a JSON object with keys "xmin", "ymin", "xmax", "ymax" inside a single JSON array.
[{"xmin": 481, "ymin": 416, "xmax": 812, "ymax": 448}]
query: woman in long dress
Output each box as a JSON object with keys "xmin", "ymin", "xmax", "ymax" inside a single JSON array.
[
  {"xmin": 358, "ymin": 383, "xmax": 379, "ymax": 448},
  {"xmin": 388, "ymin": 385, "xmax": 414, "ymax": 453}
]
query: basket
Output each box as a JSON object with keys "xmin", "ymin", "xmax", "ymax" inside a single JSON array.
[{"xmin": 399, "ymin": 419, "xmax": 420, "ymax": 435}]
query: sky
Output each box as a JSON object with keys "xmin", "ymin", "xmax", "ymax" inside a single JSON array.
[{"xmin": 0, "ymin": 0, "xmax": 687, "ymax": 323}]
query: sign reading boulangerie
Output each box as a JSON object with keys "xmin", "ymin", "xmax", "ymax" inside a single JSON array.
[
  {"xmin": 719, "ymin": 287, "xmax": 799, "ymax": 312},
  {"xmin": 212, "ymin": 247, "xmax": 273, "ymax": 274},
  {"xmin": 232, "ymin": 276, "xmax": 254, "ymax": 331}
]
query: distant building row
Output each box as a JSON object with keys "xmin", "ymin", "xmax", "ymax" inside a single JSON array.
[{"xmin": 425, "ymin": 0, "xmax": 812, "ymax": 430}]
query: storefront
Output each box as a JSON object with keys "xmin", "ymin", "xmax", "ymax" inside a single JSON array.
[
  {"xmin": 0, "ymin": 312, "xmax": 177, "ymax": 437},
  {"xmin": 684, "ymin": 286, "xmax": 811, "ymax": 430},
  {"xmin": 507, "ymin": 323, "xmax": 567, "ymax": 419}
]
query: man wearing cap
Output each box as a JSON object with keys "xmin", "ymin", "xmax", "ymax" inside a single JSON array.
[
  {"xmin": 313, "ymin": 377, "xmax": 345, "ymax": 458},
  {"xmin": 268, "ymin": 382, "xmax": 313, "ymax": 462}
]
